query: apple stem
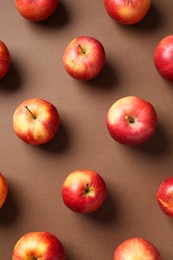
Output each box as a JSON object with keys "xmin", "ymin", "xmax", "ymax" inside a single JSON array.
[
  {"xmin": 78, "ymin": 44, "xmax": 86, "ymax": 54},
  {"xmin": 85, "ymin": 183, "xmax": 89, "ymax": 193},
  {"xmin": 24, "ymin": 106, "xmax": 36, "ymax": 119},
  {"xmin": 125, "ymin": 115, "xmax": 134, "ymax": 124},
  {"xmin": 126, "ymin": 0, "xmax": 130, "ymax": 5}
]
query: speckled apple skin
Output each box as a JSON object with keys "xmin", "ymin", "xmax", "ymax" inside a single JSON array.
[
  {"xmin": 13, "ymin": 98, "xmax": 60, "ymax": 145},
  {"xmin": 12, "ymin": 232, "xmax": 66, "ymax": 260},
  {"xmin": 157, "ymin": 176, "xmax": 173, "ymax": 217},
  {"xmin": 0, "ymin": 40, "xmax": 11, "ymax": 79},
  {"xmin": 0, "ymin": 172, "xmax": 8, "ymax": 208},
  {"xmin": 104, "ymin": 0, "xmax": 151, "ymax": 25},
  {"xmin": 15, "ymin": 0, "xmax": 59, "ymax": 21},
  {"xmin": 62, "ymin": 170, "xmax": 107, "ymax": 213},
  {"xmin": 114, "ymin": 237, "xmax": 161, "ymax": 260},
  {"xmin": 154, "ymin": 35, "xmax": 173, "ymax": 82},
  {"xmin": 106, "ymin": 96, "xmax": 157, "ymax": 145},
  {"xmin": 63, "ymin": 36, "xmax": 105, "ymax": 81}
]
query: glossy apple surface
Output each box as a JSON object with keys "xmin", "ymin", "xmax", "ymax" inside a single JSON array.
[
  {"xmin": 106, "ymin": 96, "xmax": 157, "ymax": 145},
  {"xmin": 13, "ymin": 98, "xmax": 60, "ymax": 145},
  {"xmin": 157, "ymin": 176, "xmax": 173, "ymax": 217},
  {"xmin": 114, "ymin": 237, "xmax": 161, "ymax": 260},
  {"xmin": 63, "ymin": 36, "xmax": 105, "ymax": 80},
  {"xmin": 0, "ymin": 40, "xmax": 11, "ymax": 79},
  {"xmin": 0, "ymin": 172, "xmax": 8, "ymax": 208},
  {"xmin": 15, "ymin": 0, "xmax": 59, "ymax": 22},
  {"xmin": 104, "ymin": 0, "xmax": 151, "ymax": 25},
  {"xmin": 62, "ymin": 170, "xmax": 107, "ymax": 213},
  {"xmin": 12, "ymin": 231, "xmax": 66, "ymax": 260},
  {"xmin": 153, "ymin": 34, "xmax": 173, "ymax": 81}
]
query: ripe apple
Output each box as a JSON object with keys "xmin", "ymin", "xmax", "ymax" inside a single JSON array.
[
  {"xmin": 114, "ymin": 237, "xmax": 161, "ymax": 260},
  {"xmin": 62, "ymin": 170, "xmax": 107, "ymax": 213},
  {"xmin": 13, "ymin": 98, "xmax": 60, "ymax": 145},
  {"xmin": 157, "ymin": 176, "xmax": 173, "ymax": 217},
  {"xmin": 153, "ymin": 34, "xmax": 173, "ymax": 82},
  {"xmin": 0, "ymin": 40, "xmax": 11, "ymax": 79},
  {"xmin": 63, "ymin": 36, "xmax": 105, "ymax": 81},
  {"xmin": 15, "ymin": 0, "xmax": 59, "ymax": 22},
  {"xmin": 106, "ymin": 96, "xmax": 157, "ymax": 145},
  {"xmin": 104, "ymin": 0, "xmax": 151, "ymax": 25},
  {"xmin": 12, "ymin": 231, "xmax": 66, "ymax": 260},
  {"xmin": 0, "ymin": 172, "xmax": 8, "ymax": 208}
]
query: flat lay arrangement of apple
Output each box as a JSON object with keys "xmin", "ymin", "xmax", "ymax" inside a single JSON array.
[{"xmin": 1, "ymin": 0, "xmax": 173, "ymax": 259}]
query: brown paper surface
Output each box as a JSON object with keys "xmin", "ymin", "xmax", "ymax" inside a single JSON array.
[{"xmin": 0, "ymin": 1, "xmax": 173, "ymax": 259}]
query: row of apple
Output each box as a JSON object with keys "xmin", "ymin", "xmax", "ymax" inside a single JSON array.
[
  {"xmin": 1, "ymin": 161, "xmax": 173, "ymax": 259},
  {"xmin": 1, "ymin": 0, "xmax": 173, "ymax": 259},
  {"xmin": 14, "ymin": 0, "xmax": 151, "ymax": 24}
]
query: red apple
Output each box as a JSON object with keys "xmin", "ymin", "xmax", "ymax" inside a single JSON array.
[
  {"xmin": 153, "ymin": 34, "xmax": 173, "ymax": 82},
  {"xmin": 13, "ymin": 98, "xmax": 60, "ymax": 145},
  {"xmin": 0, "ymin": 40, "xmax": 11, "ymax": 79},
  {"xmin": 106, "ymin": 96, "xmax": 157, "ymax": 145},
  {"xmin": 63, "ymin": 36, "xmax": 105, "ymax": 81},
  {"xmin": 104, "ymin": 0, "xmax": 151, "ymax": 25},
  {"xmin": 12, "ymin": 231, "xmax": 66, "ymax": 260},
  {"xmin": 157, "ymin": 176, "xmax": 173, "ymax": 217},
  {"xmin": 114, "ymin": 237, "xmax": 161, "ymax": 260},
  {"xmin": 0, "ymin": 172, "xmax": 8, "ymax": 208},
  {"xmin": 62, "ymin": 170, "xmax": 107, "ymax": 213},
  {"xmin": 15, "ymin": 0, "xmax": 59, "ymax": 22}
]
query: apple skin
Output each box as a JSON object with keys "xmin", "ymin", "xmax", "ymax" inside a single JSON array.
[
  {"xmin": 63, "ymin": 36, "xmax": 105, "ymax": 81},
  {"xmin": 62, "ymin": 170, "xmax": 107, "ymax": 214},
  {"xmin": 104, "ymin": 0, "xmax": 151, "ymax": 25},
  {"xmin": 0, "ymin": 172, "xmax": 8, "ymax": 208},
  {"xmin": 114, "ymin": 237, "xmax": 161, "ymax": 260},
  {"xmin": 15, "ymin": 0, "xmax": 59, "ymax": 22},
  {"xmin": 157, "ymin": 176, "xmax": 173, "ymax": 217},
  {"xmin": 13, "ymin": 98, "xmax": 60, "ymax": 145},
  {"xmin": 12, "ymin": 231, "xmax": 66, "ymax": 260},
  {"xmin": 106, "ymin": 96, "xmax": 157, "ymax": 145},
  {"xmin": 0, "ymin": 40, "xmax": 11, "ymax": 79},
  {"xmin": 153, "ymin": 35, "xmax": 173, "ymax": 82}
]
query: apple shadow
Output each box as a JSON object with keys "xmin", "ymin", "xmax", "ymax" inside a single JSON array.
[
  {"xmin": 83, "ymin": 190, "xmax": 119, "ymax": 225},
  {"xmin": 0, "ymin": 60, "xmax": 22, "ymax": 91},
  {"xmin": 128, "ymin": 123, "xmax": 171, "ymax": 157},
  {"xmin": 83, "ymin": 61, "xmax": 118, "ymax": 90},
  {"xmin": 134, "ymin": 3, "xmax": 162, "ymax": 31},
  {"xmin": 39, "ymin": 120, "xmax": 70, "ymax": 153},
  {"xmin": 62, "ymin": 242, "xmax": 79, "ymax": 260},
  {"xmin": 0, "ymin": 185, "xmax": 19, "ymax": 226},
  {"xmin": 35, "ymin": 1, "xmax": 70, "ymax": 29}
]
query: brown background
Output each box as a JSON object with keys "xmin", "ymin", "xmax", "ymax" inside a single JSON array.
[{"xmin": 0, "ymin": 1, "xmax": 173, "ymax": 259}]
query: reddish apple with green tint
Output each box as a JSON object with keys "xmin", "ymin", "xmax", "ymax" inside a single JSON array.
[
  {"xmin": 12, "ymin": 231, "xmax": 66, "ymax": 260},
  {"xmin": 106, "ymin": 96, "xmax": 157, "ymax": 145},
  {"xmin": 62, "ymin": 170, "xmax": 107, "ymax": 213},
  {"xmin": 157, "ymin": 176, "xmax": 173, "ymax": 217},
  {"xmin": 13, "ymin": 98, "xmax": 60, "ymax": 145},
  {"xmin": 114, "ymin": 237, "xmax": 161, "ymax": 260},
  {"xmin": 153, "ymin": 35, "xmax": 173, "ymax": 82},
  {"xmin": 0, "ymin": 172, "xmax": 8, "ymax": 208},
  {"xmin": 63, "ymin": 36, "xmax": 105, "ymax": 80},
  {"xmin": 0, "ymin": 40, "xmax": 11, "ymax": 79},
  {"xmin": 104, "ymin": 0, "xmax": 151, "ymax": 25},
  {"xmin": 15, "ymin": 0, "xmax": 59, "ymax": 22}
]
